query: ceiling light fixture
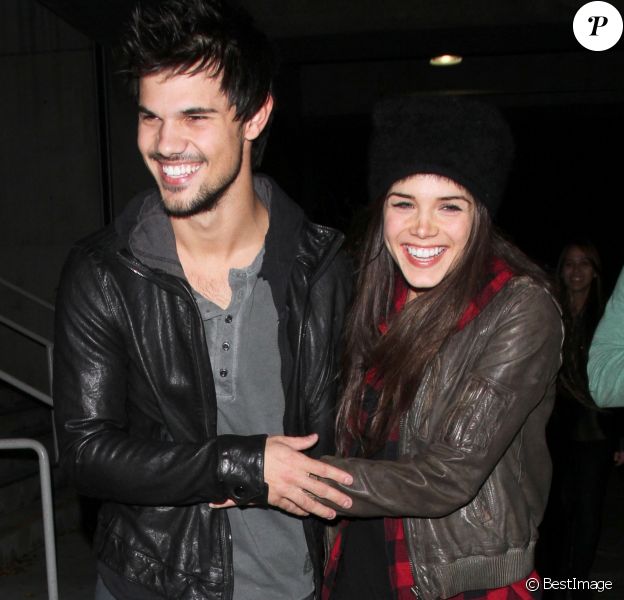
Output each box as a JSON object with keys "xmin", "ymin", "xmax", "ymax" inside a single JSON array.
[{"xmin": 429, "ymin": 54, "xmax": 463, "ymax": 67}]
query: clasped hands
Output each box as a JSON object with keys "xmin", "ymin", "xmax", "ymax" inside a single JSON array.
[{"xmin": 210, "ymin": 433, "xmax": 353, "ymax": 519}]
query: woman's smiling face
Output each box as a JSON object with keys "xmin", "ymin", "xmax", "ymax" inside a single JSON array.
[
  {"xmin": 561, "ymin": 245, "xmax": 596, "ymax": 295},
  {"xmin": 383, "ymin": 174, "xmax": 475, "ymax": 300}
]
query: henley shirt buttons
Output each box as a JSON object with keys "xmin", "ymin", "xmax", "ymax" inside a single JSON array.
[
  {"xmin": 222, "ymin": 342, "xmax": 230, "ymax": 351},
  {"xmin": 225, "ymin": 314, "xmax": 233, "ymax": 323},
  {"xmin": 219, "ymin": 369, "xmax": 228, "ymax": 378}
]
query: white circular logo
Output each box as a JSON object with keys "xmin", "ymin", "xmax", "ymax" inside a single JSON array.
[{"xmin": 573, "ymin": 1, "xmax": 623, "ymax": 50}]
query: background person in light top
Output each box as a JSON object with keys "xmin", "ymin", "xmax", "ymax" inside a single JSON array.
[{"xmin": 538, "ymin": 241, "xmax": 614, "ymax": 599}]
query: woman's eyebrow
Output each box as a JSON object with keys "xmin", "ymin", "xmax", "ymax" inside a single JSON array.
[{"xmin": 387, "ymin": 191, "xmax": 414, "ymax": 199}]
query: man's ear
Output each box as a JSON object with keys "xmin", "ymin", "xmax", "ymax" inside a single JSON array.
[{"xmin": 244, "ymin": 94, "xmax": 274, "ymax": 142}]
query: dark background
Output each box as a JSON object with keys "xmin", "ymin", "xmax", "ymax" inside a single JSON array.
[
  {"xmin": 31, "ymin": 0, "xmax": 624, "ymax": 291},
  {"xmin": 1, "ymin": 2, "xmax": 623, "ymax": 593}
]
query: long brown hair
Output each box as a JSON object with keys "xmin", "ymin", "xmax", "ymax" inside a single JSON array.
[
  {"xmin": 337, "ymin": 190, "xmax": 551, "ymax": 456},
  {"xmin": 555, "ymin": 241, "xmax": 604, "ymax": 409},
  {"xmin": 555, "ymin": 240, "xmax": 603, "ymax": 326}
]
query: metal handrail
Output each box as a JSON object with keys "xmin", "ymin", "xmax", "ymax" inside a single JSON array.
[
  {"xmin": 0, "ymin": 314, "xmax": 54, "ymax": 348},
  {"xmin": 0, "ymin": 439, "xmax": 58, "ymax": 600},
  {"xmin": 0, "ymin": 276, "xmax": 55, "ymax": 311},
  {"xmin": 1, "ymin": 277, "xmax": 57, "ymax": 600},
  {"xmin": 0, "ymin": 313, "xmax": 56, "ymax": 453},
  {"xmin": 0, "ymin": 369, "xmax": 53, "ymax": 407},
  {"xmin": 0, "ymin": 315, "xmax": 54, "ymax": 406}
]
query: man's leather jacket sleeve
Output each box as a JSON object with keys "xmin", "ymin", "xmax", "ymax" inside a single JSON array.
[
  {"xmin": 322, "ymin": 284, "xmax": 562, "ymax": 518},
  {"xmin": 53, "ymin": 247, "xmax": 268, "ymax": 507}
]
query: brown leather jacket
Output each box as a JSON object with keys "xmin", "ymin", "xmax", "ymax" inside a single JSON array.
[{"xmin": 324, "ymin": 277, "xmax": 563, "ymax": 599}]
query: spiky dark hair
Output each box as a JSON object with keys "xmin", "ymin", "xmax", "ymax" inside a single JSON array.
[{"xmin": 118, "ymin": 0, "xmax": 275, "ymax": 164}]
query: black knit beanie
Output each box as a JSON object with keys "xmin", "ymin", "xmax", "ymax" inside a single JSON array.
[{"xmin": 368, "ymin": 95, "xmax": 515, "ymax": 215}]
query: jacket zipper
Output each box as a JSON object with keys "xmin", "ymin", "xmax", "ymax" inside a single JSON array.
[
  {"xmin": 287, "ymin": 230, "xmax": 344, "ymax": 589},
  {"xmin": 220, "ymin": 514, "xmax": 234, "ymax": 600},
  {"xmin": 117, "ymin": 250, "xmax": 215, "ymax": 435},
  {"xmin": 307, "ymin": 230, "xmax": 345, "ymax": 288},
  {"xmin": 295, "ymin": 231, "xmax": 344, "ymax": 362},
  {"xmin": 117, "ymin": 250, "xmax": 235, "ymax": 598},
  {"xmin": 399, "ymin": 413, "xmax": 423, "ymax": 599},
  {"xmin": 290, "ymin": 231, "xmax": 344, "ymax": 417},
  {"xmin": 399, "ymin": 368, "xmax": 434, "ymax": 600}
]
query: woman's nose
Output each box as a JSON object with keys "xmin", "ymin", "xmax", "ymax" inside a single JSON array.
[{"xmin": 409, "ymin": 212, "xmax": 438, "ymax": 238}]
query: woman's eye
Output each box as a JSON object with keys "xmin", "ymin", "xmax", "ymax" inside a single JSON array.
[
  {"xmin": 391, "ymin": 201, "xmax": 413, "ymax": 209},
  {"xmin": 441, "ymin": 203, "xmax": 462, "ymax": 212}
]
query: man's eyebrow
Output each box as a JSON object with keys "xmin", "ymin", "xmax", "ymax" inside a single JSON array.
[
  {"xmin": 138, "ymin": 105, "xmax": 156, "ymax": 117},
  {"xmin": 180, "ymin": 107, "xmax": 219, "ymax": 115},
  {"xmin": 137, "ymin": 105, "xmax": 220, "ymax": 117}
]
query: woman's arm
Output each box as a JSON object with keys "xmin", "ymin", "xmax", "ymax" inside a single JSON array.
[{"xmin": 321, "ymin": 285, "xmax": 563, "ymax": 518}]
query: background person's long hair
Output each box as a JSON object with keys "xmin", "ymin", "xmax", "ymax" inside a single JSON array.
[
  {"xmin": 337, "ymin": 188, "xmax": 551, "ymax": 456},
  {"xmin": 555, "ymin": 240, "xmax": 604, "ymax": 327},
  {"xmin": 555, "ymin": 240, "xmax": 604, "ymax": 409}
]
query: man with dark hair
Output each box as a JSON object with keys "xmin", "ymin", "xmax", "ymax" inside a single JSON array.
[{"xmin": 53, "ymin": 1, "xmax": 353, "ymax": 598}]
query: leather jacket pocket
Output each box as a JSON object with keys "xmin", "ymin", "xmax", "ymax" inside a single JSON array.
[
  {"xmin": 467, "ymin": 479, "xmax": 497, "ymax": 524},
  {"xmin": 442, "ymin": 374, "xmax": 513, "ymax": 451}
]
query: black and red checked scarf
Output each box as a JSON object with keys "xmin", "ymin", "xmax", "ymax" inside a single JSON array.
[{"xmin": 323, "ymin": 258, "xmax": 541, "ymax": 600}]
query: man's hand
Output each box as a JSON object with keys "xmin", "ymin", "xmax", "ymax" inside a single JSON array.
[
  {"xmin": 210, "ymin": 433, "xmax": 353, "ymax": 519},
  {"xmin": 263, "ymin": 433, "xmax": 353, "ymax": 519}
]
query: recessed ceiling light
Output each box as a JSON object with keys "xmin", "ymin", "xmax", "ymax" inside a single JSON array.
[{"xmin": 429, "ymin": 54, "xmax": 463, "ymax": 67}]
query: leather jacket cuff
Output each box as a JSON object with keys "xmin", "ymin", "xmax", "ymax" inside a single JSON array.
[{"xmin": 216, "ymin": 434, "xmax": 269, "ymax": 505}]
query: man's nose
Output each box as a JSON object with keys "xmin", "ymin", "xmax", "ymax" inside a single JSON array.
[{"xmin": 156, "ymin": 121, "xmax": 187, "ymax": 157}]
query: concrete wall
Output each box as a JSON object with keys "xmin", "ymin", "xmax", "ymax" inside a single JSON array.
[
  {"xmin": 0, "ymin": 0, "xmax": 105, "ymax": 399},
  {"xmin": 104, "ymin": 48, "xmax": 154, "ymax": 218},
  {"xmin": 0, "ymin": 0, "xmax": 102, "ymax": 308}
]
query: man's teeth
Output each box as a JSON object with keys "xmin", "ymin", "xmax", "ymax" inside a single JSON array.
[
  {"xmin": 406, "ymin": 246, "xmax": 445, "ymax": 259},
  {"xmin": 162, "ymin": 164, "xmax": 201, "ymax": 177}
]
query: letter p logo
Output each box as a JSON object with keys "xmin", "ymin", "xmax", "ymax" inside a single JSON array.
[
  {"xmin": 574, "ymin": 2, "xmax": 623, "ymax": 50},
  {"xmin": 589, "ymin": 15, "xmax": 609, "ymax": 35}
]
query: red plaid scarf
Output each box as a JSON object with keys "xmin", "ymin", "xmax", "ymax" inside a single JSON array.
[{"xmin": 323, "ymin": 259, "xmax": 540, "ymax": 599}]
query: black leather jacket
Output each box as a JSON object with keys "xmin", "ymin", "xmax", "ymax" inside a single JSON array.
[
  {"xmin": 324, "ymin": 278, "xmax": 563, "ymax": 599},
  {"xmin": 53, "ymin": 178, "xmax": 352, "ymax": 599}
]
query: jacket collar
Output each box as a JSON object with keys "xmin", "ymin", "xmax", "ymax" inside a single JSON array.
[
  {"xmin": 113, "ymin": 175, "xmax": 312, "ymax": 310},
  {"xmin": 256, "ymin": 175, "xmax": 305, "ymax": 313},
  {"xmin": 456, "ymin": 257, "xmax": 514, "ymax": 331}
]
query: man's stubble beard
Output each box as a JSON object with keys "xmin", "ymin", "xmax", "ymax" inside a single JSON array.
[{"xmin": 161, "ymin": 141, "xmax": 244, "ymax": 219}]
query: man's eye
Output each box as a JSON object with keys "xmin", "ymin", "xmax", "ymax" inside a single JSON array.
[{"xmin": 139, "ymin": 113, "xmax": 162, "ymax": 124}]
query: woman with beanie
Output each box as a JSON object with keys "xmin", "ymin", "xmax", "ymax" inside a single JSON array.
[{"xmin": 319, "ymin": 95, "xmax": 563, "ymax": 600}]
